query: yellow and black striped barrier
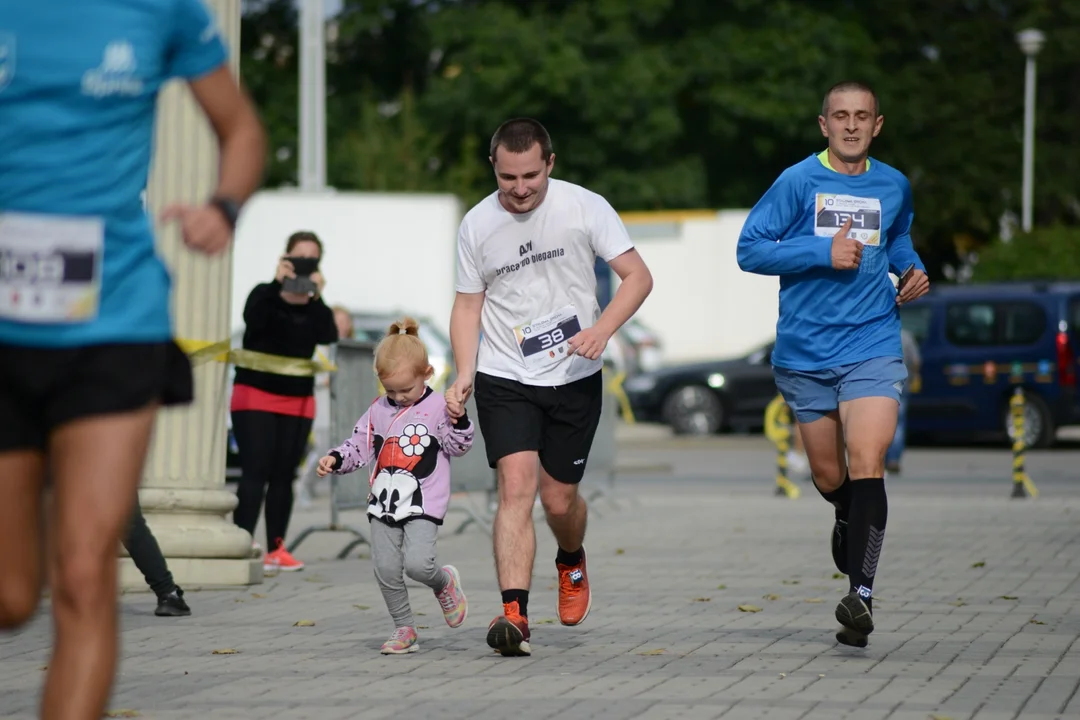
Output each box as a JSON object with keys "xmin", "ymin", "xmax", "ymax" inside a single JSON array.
[
  {"xmin": 1009, "ymin": 388, "xmax": 1039, "ymax": 499},
  {"xmin": 764, "ymin": 393, "xmax": 800, "ymax": 499},
  {"xmin": 604, "ymin": 368, "xmax": 635, "ymax": 424}
]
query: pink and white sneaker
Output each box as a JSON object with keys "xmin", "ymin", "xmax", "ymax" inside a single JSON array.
[
  {"xmin": 263, "ymin": 539, "xmax": 304, "ymax": 572},
  {"xmin": 380, "ymin": 626, "xmax": 419, "ymax": 654},
  {"xmin": 435, "ymin": 565, "xmax": 468, "ymax": 628}
]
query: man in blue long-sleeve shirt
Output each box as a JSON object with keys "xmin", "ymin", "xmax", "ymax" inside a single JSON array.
[{"xmin": 737, "ymin": 81, "xmax": 931, "ymax": 648}]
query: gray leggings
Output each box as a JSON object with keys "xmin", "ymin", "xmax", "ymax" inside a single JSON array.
[{"xmin": 370, "ymin": 517, "xmax": 447, "ymax": 628}]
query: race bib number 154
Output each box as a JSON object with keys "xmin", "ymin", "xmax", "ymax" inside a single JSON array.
[{"xmin": 814, "ymin": 194, "xmax": 882, "ymax": 246}]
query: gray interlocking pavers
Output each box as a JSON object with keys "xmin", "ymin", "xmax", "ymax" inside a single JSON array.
[{"xmin": 2, "ymin": 438, "xmax": 1079, "ymax": 720}]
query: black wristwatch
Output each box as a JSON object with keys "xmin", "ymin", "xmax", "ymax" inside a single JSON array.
[{"xmin": 209, "ymin": 195, "xmax": 242, "ymax": 230}]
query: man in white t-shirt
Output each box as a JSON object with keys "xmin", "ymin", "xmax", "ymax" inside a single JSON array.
[{"xmin": 446, "ymin": 118, "xmax": 654, "ymax": 657}]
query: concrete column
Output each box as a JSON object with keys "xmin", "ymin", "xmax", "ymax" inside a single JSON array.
[{"xmin": 119, "ymin": 0, "xmax": 261, "ymax": 589}]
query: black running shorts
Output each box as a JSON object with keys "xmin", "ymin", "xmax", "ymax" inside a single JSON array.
[
  {"xmin": 0, "ymin": 341, "xmax": 194, "ymax": 452},
  {"xmin": 474, "ymin": 370, "xmax": 604, "ymax": 484}
]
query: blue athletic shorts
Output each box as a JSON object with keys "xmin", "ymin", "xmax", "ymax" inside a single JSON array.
[{"xmin": 773, "ymin": 356, "xmax": 908, "ymax": 425}]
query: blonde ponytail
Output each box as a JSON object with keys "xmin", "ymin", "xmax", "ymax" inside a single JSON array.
[{"xmin": 374, "ymin": 316, "xmax": 431, "ymax": 380}]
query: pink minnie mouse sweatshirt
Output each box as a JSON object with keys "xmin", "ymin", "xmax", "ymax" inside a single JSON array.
[{"xmin": 327, "ymin": 387, "xmax": 474, "ymax": 526}]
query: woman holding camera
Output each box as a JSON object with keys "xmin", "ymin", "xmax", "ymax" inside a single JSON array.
[{"xmin": 230, "ymin": 231, "xmax": 338, "ymax": 571}]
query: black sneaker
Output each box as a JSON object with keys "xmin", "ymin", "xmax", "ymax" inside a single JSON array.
[
  {"xmin": 155, "ymin": 588, "xmax": 191, "ymax": 617},
  {"xmin": 831, "ymin": 518, "xmax": 848, "ymax": 575},
  {"xmin": 835, "ymin": 591, "xmax": 874, "ymax": 648}
]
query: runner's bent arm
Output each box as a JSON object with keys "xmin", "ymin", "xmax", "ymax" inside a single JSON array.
[
  {"xmin": 595, "ymin": 250, "xmax": 653, "ymax": 340},
  {"xmin": 587, "ymin": 195, "xmax": 653, "ymax": 339},
  {"xmin": 885, "ymin": 178, "xmax": 925, "ymax": 276},
  {"xmin": 188, "ymin": 66, "xmax": 266, "ymax": 206},
  {"xmin": 737, "ymin": 172, "xmax": 833, "ymax": 276}
]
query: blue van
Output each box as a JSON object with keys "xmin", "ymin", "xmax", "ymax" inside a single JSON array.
[{"xmin": 900, "ymin": 281, "xmax": 1080, "ymax": 448}]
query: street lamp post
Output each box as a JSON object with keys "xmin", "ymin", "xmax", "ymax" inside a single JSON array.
[
  {"xmin": 1016, "ymin": 28, "xmax": 1045, "ymax": 234},
  {"xmin": 299, "ymin": 0, "xmax": 326, "ymax": 192}
]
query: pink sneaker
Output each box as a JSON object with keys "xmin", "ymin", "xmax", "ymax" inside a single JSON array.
[
  {"xmin": 263, "ymin": 539, "xmax": 304, "ymax": 572},
  {"xmin": 380, "ymin": 626, "xmax": 419, "ymax": 654},
  {"xmin": 435, "ymin": 565, "xmax": 468, "ymax": 628}
]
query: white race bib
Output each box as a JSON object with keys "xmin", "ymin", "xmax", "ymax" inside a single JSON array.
[
  {"xmin": 814, "ymin": 194, "xmax": 882, "ymax": 246},
  {"xmin": 513, "ymin": 304, "xmax": 582, "ymax": 371},
  {"xmin": 0, "ymin": 212, "xmax": 103, "ymax": 323}
]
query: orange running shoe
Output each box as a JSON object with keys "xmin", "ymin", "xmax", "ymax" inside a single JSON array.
[
  {"xmin": 486, "ymin": 600, "xmax": 531, "ymax": 656},
  {"xmin": 557, "ymin": 547, "xmax": 591, "ymax": 626},
  {"xmin": 263, "ymin": 539, "xmax": 305, "ymax": 572}
]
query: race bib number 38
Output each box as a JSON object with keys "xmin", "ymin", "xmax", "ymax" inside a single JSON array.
[
  {"xmin": 0, "ymin": 213, "xmax": 103, "ymax": 323},
  {"xmin": 814, "ymin": 194, "xmax": 882, "ymax": 246},
  {"xmin": 513, "ymin": 305, "xmax": 582, "ymax": 371}
]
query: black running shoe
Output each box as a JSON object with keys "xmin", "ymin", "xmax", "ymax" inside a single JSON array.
[
  {"xmin": 155, "ymin": 588, "xmax": 191, "ymax": 617},
  {"xmin": 835, "ymin": 591, "xmax": 874, "ymax": 648},
  {"xmin": 832, "ymin": 518, "xmax": 848, "ymax": 576}
]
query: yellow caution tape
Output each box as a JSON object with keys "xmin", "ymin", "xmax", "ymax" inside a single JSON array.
[{"xmin": 176, "ymin": 338, "xmax": 336, "ymax": 377}]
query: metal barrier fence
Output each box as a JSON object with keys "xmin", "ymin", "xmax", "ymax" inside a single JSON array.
[
  {"xmin": 287, "ymin": 339, "xmax": 499, "ymax": 557},
  {"xmin": 287, "ymin": 339, "xmax": 622, "ymax": 558}
]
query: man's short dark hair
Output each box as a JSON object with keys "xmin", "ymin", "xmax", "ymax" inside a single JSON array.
[
  {"xmin": 822, "ymin": 81, "xmax": 879, "ymax": 117},
  {"xmin": 490, "ymin": 118, "xmax": 553, "ymax": 161}
]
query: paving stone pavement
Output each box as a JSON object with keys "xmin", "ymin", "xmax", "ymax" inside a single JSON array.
[{"xmin": 2, "ymin": 442, "xmax": 1080, "ymax": 720}]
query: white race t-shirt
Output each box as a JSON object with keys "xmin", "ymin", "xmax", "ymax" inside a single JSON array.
[{"xmin": 456, "ymin": 179, "xmax": 635, "ymax": 387}]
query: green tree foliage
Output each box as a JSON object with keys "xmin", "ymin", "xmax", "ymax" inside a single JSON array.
[
  {"xmin": 238, "ymin": 0, "xmax": 1080, "ymax": 280},
  {"xmin": 971, "ymin": 226, "xmax": 1080, "ymax": 282}
]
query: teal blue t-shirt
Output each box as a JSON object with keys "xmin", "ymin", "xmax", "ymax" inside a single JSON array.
[{"xmin": 0, "ymin": 0, "xmax": 228, "ymax": 347}]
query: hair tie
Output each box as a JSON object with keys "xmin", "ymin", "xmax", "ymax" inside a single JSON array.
[{"xmin": 398, "ymin": 327, "xmax": 407, "ymax": 335}]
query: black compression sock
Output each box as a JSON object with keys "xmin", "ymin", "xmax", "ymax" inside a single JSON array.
[
  {"xmin": 815, "ymin": 472, "xmax": 853, "ymax": 520},
  {"xmin": 501, "ymin": 589, "xmax": 529, "ymax": 618},
  {"xmin": 556, "ymin": 546, "xmax": 584, "ymax": 566},
  {"xmin": 847, "ymin": 477, "xmax": 888, "ymax": 605}
]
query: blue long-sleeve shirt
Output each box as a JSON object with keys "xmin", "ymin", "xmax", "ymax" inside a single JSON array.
[{"xmin": 737, "ymin": 151, "xmax": 925, "ymax": 371}]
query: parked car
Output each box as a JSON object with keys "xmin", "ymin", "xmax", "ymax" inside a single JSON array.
[
  {"xmin": 623, "ymin": 342, "xmax": 778, "ymax": 435},
  {"xmin": 901, "ymin": 280, "xmax": 1080, "ymax": 448}
]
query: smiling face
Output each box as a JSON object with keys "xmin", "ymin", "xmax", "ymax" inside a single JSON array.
[
  {"xmin": 818, "ymin": 89, "xmax": 884, "ymax": 167},
  {"xmin": 490, "ymin": 141, "xmax": 554, "ymax": 214}
]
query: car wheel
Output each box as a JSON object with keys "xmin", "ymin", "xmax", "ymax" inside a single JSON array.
[
  {"xmin": 1003, "ymin": 391, "xmax": 1054, "ymax": 449},
  {"xmin": 661, "ymin": 385, "xmax": 724, "ymax": 435}
]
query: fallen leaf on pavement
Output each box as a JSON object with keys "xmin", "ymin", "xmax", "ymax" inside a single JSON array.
[
  {"xmin": 930, "ymin": 715, "xmax": 953, "ymax": 720},
  {"xmin": 353, "ymin": 605, "xmax": 370, "ymax": 610},
  {"xmin": 949, "ymin": 600, "xmax": 967, "ymax": 607},
  {"xmin": 418, "ymin": 625, "xmax": 429, "ymax": 629},
  {"xmin": 783, "ymin": 580, "xmax": 800, "ymax": 585},
  {"xmin": 971, "ymin": 562, "xmax": 985, "ymax": 568},
  {"xmin": 1030, "ymin": 619, "xmax": 1046, "ymax": 625},
  {"xmin": 738, "ymin": 604, "xmax": 762, "ymax": 613},
  {"xmin": 717, "ymin": 584, "xmax": 727, "ymax": 590},
  {"xmin": 293, "ymin": 620, "xmax": 316, "ymax": 627},
  {"xmin": 693, "ymin": 597, "xmax": 711, "ymax": 602},
  {"xmin": 211, "ymin": 649, "xmax": 239, "ymax": 655},
  {"xmin": 763, "ymin": 594, "xmax": 781, "ymax": 601},
  {"xmin": 832, "ymin": 573, "xmax": 844, "ymax": 580},
  {"xmin": 251, "ymin": 593, "xmax": 266, "ymax": 599},
  {"xmin": 615, "ymin": 548, "xmax": 625, "ymax": 555},
  {"xmin": 999, "ymin": 596, "xmax": 1018, "ymax": 600},
  {"xmin": 535, "ymin": 619, "xmax": 555, "ymax": 625}
]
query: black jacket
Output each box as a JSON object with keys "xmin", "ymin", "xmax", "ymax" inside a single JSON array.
[{"xmin": 233, "ymin": 281, "xmax": 339, "ymax": 397}]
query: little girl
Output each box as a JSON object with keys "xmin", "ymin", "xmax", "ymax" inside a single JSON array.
[{"xmin": 317, "ymin": 317, "xmax": 473, "ymax": 654}]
